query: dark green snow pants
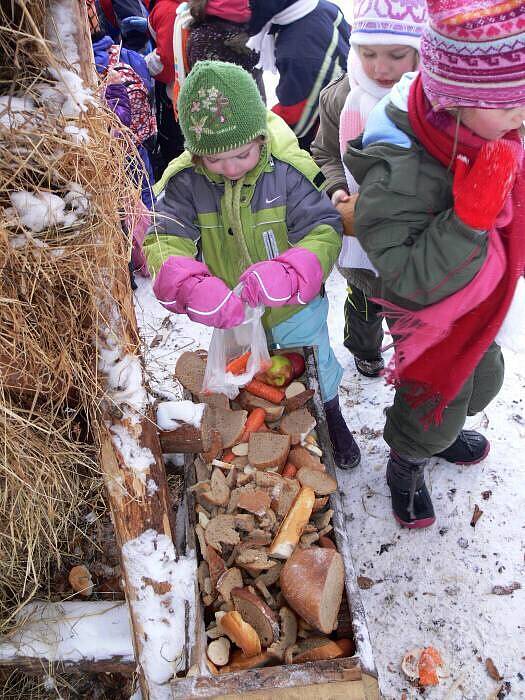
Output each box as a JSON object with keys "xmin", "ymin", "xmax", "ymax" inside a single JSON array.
[{"xmin": 384, "ymin": 341, "xmax": 505, "ymax": 458}]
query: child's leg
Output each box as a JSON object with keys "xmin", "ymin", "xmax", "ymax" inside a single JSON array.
[
  {"xmin": 385, "ymin": 342, "xmax": 503, "ymax": 459},
  {"xmin": 467, "ymin": 342, "xmax": 504, "ymax": 416},
  {"xmin": 270, "ymin": 295, "xmax": 360, "ymax": 469},
  {"xmin": 269, "ymin": 295, "xmax": 342, "ymax": 402},
  {"xmin": 343, "ymin": 284, "xmax": 384, "ymax": 377}
]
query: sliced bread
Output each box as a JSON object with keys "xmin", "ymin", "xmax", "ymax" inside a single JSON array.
[
  {"xmin": 279, "ymin": 408, "xmax": 316, "ymax": 445},
  {"xmin": 288, "ymin": 446, "xmax": 325, "ymax": 472},
  {"xmin": 198, "ymin": 392, "xmax": 230, "ymax": 410},
  {"xmin": 231, "ymin": 587, "xmax": 280, "ymax": 647},
  {"xmin": 280, "ymin": 547, "xmax": 345, "ymax": 634},
  {"xmin": 209, "ymin": 406, "xmax": 248, "ymax": 449},
  {"xmin": 175, "ymin": 351, "xmax": 207, "ymax": 395},
  {"xmin": 269, "ymin": 487, "xmax": 315, "ymax": 560},
  {"xmin": 248, "ymin": 432, "xmax": 291, "ymax": 470},
  {"xmin": 237, "ymin": 488, "xmax": 271, "ymax": 517},
  {"xmin": 220, "ymin": 610, "xmax": 262, "ymax": 658},
  {"xmin": 296, "ymin": 468, "xmax": 337, "ymax": 496},
  {"xmin": 237, "ymin": 390, "xmax": 285, "ymax": 421}
]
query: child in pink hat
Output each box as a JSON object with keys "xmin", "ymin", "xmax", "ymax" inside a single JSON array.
[
  {"xmin": 342, "ymin": 0, "xmax": 525, "ymax": 528},
  {"xmin": 312, "ymin": 0, "xmax": 427, "ymax": 380}
]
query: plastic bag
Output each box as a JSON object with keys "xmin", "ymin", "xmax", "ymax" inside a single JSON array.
[{"xmin": 202, "ymin": 301, "xmax": 270, "ymax": 399}]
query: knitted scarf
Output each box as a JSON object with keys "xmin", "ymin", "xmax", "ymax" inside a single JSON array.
[
  {"xmin": 339, "ymin": 47, "xmax": 390, "ymax": 194},
  {"xmin": 337, "ymin": 47, "xmax": 388, "ymax": 271},
  {"xmin": 382, "ymin": 73, "xmax": 525, "ymax": 426}
]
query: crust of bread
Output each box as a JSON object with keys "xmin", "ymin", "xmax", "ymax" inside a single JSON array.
[
  {"xmin": 269, "ymin": 487, "xmax": 315, "ymax": 560},
  {"xmin": 220, "ymin": 610, "xmax": 262, "ymax": 657}
]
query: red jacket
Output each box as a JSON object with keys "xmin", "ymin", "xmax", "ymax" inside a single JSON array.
[
  {"xmin": 148, "ymin": 0, "xmax": 181, "ymax": 85},
  {"xmin": 148, "ymin": 0, "xmax": 251, "ymax": 85}
]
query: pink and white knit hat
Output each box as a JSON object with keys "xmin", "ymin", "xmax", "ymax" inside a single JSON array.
[
  {"xmin": 421, "ymin": 0, "xmax": 525, "ymax": 108},
  {"xmin": 351, "ymin": 0, "xmax": 427, "ymax": 49}
]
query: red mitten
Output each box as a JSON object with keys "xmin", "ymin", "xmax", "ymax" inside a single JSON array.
[{"xmin": 453, "ymin": 140, "xmax": 521, "ymax": 230}]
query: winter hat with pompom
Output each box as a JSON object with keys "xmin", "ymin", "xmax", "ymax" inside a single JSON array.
[
  {"xmin": 420, "ymin": 0, "xmax": 525, "ymax": 108},
  {"xmin": 351, "ymin": 0, "xmax": 427, "ymax": 50},
  {"xmin": 177, "ymin": 60, "xmax": 267, "ymax": 156}
]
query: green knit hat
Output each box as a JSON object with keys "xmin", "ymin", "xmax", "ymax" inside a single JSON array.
[{"xmin": 177, "ymin": 60, "xmax": 267, "ymax": 156}]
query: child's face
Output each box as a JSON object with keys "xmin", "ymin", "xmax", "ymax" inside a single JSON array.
[
  {"xmin": 460, "ymin": 107, "xmax": 525, "ymax": 141},
  {"xmin": 358, "ymin": 44, "xmax": 418, "ymax": 88},
  {"xmin": 202, "ymin": 140, "xmax": 262, "ymax": 181}
]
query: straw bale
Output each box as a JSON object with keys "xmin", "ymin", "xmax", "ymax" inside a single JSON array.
[{"xmin": 0, "ymin": 0, "xmax": 151, "ymax": 646}]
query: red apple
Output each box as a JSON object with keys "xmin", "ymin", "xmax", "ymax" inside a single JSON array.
[
  {"xmin": 263, "ymin": 354, "xmax": 294, "ymax": 387},
  {"xmin": 281, "ymin": 352, "xmax": 305, "ymax": 379}
]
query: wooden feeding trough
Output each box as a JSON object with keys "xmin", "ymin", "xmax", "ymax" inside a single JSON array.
[{"xmin": 169, "ymin": 347, "xmax": 380, "ymax": 699}]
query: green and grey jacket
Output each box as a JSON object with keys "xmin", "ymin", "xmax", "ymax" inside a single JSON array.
[
  {"xmin": 144, "ymin": 112, "xmax": 343, "ymax": 329},
  {"xmin": 344, "ymin": 95, "xmax": 488, "ymax": 311}
]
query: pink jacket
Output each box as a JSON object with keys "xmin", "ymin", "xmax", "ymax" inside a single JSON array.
[{"xmin": 206, "ymin": 0, "xmax": 250, "ymax": 23}]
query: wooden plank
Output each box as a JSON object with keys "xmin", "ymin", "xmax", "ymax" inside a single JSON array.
[
  {"xmin": 72, "ymin": 3, "xmax": 184, "ymax": 697},
  {"xmin": 0, "ymin": 656, "xmax": 135, "ymax": 675},
  {"xmin": 172, "ymin": 658, "xmax": 362, "ymax": 698},
  {"xmin": 303, "ymin": 346, "xmax": 378, "ymax": 682}
]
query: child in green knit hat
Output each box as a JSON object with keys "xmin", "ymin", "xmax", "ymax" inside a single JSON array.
[{"xmin": 144, "ymin": 60, "xmax": 362, "ymax": 469}]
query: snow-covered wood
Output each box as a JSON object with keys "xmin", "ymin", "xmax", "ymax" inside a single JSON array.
[{"xmin": 0, "ymin": 601, "xmax": 135, "ymax": 673}]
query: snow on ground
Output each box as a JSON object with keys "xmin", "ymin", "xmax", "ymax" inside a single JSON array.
[{"xmin": 135, "ymin": 269, "xmax": 524, "ymax": 700}]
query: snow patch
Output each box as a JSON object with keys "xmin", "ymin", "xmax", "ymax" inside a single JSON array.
[
  {"xmin": 146, "ymin": 479, "xmax": 159, "ymax": 497},
  {"xmin": 109, "ymin": 424, "xmax": 155, "ymax": 482},
  {"xmin": 122, "ymin": 530, "xmax": 196, "ymax": 696},
  {"xmin": 156, "ymin": 400, "xmax": 205, "ymax": 431},
  {"xmin": 0, "ymin": 601, "xmax": 134, "ymax": 663}
]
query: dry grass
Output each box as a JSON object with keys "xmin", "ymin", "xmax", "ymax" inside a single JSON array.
[{"xmin": 0, "ymin": 0, "xmax": 145, "ymax": 642}]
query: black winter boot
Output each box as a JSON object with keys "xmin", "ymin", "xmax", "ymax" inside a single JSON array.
[
  {"xmin": 387, "ymin": 451, "xmax": 435, "ymax": 529},
  {"xmin": 323, "ymin": 396, "xmax": 361, "ymax": 469},
  {"xmin": 354, "ymin": 355, "xmax": 384, "ymax": 378},
  {"xmin": 435, "ymin": 430, "xmax": 490, "ymax": 465}
]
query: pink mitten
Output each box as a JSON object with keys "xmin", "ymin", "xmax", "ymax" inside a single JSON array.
[
  {"xmin": 153, "ymin": 256, "xmax": 244, "ymax": 328},
  {"xmin": 239, "ymin": 248, "xmax": 323, "ymax": 308}
]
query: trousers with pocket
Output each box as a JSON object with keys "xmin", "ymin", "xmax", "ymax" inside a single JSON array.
[
  {"xmin": 343, "ymin": 285, "xmax": 383, "ymax": 361},
  {"xmin": 384, "ymin": 341, "xmax": 505, "ymax": 458},
  {"xmin": 269, "ymin": 294, "xmax": 343, "ymax": 402}
]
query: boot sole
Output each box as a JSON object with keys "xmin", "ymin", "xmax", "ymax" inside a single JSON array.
[
  {"xmin": 353, "ymin": 359, "xmax": 384, "ymax": 378},
  {"xmin": 437, "ymin": 441, "xmax": 490, "ymax": 466},
  {"xmin": 335, "ymin": 453, "xmax": 361, "ymax": 470},
  {"xmin": 394, "ymin": 513, "xmax": 436, "ymax": 529}
]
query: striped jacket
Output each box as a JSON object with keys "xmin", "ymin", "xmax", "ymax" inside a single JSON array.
[
  {"xmin": 144, "ymin": 112, "xmax": 342, "ymax": 329},
  {"xmin": 250, "ymin": 0, "xmax": 350, "ymax": 146}
]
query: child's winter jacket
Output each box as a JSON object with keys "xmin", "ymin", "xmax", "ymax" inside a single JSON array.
[
  {"xmin": 144, "ymin": 112, "xmax": 342, "ymax": 330},
  {"xmin": 344, "ymin": 99, "xmax": 489, "ymax": 311},
  {"xmin": 249, "ymin": 0, "xmax": 349, "ymax": 144}
]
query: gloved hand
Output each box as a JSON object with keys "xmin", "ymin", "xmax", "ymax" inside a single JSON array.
[
  {"xmin": 153, "ymin": 256, "xmax": 244, "ymax": 328},
  {"xmin": 239, "ymin": 248, "xmax": 323, "ymax": 308},
  {"xmin": 144, "ymin": 48, "xmax": 164, "ymax": 77},
  {"xmin": 453, "ymin": 140, "xmax": 521, "ymax": 230}
]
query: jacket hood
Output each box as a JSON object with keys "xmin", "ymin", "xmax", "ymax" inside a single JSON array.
[{"xmin": 248, "ymin": 0, "xmax": 296, "ymax": 34}]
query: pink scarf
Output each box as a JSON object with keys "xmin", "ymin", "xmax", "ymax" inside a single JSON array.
[{"xmin": 381, "ymin": 74, "xmax": 525, "ymax": 426}]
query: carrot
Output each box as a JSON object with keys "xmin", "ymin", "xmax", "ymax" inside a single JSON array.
[
  {"xmin": 418, "ymin": 646, "xmax": 443, "ymax": 686},
  {"xmin": 244, "ymin": 379, "xmax": 285, "ymax": 405},
  {"xmin": 225, "ymin": 351, "xmax": 251, "ymax": 375},
  {"xmin": 281, "ymin": 462, "xmax": 297, "ymax": 479},
  {"xmin": 241, "ymin": 407, "xmax": 266, "ymax": 442},
  {"xmin": 221, "ymin": 450, "xmax": 235, "ymax": 463},
  {"xmin": 335, "ymin": 639, "xmax": 355, "ymax": 657},
  {"xmin": 257, "ymin": 423, "xmax": 270, "ymax": 433}
]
